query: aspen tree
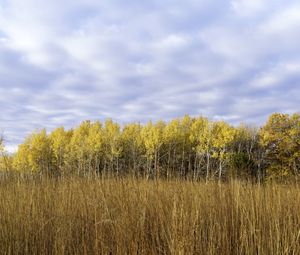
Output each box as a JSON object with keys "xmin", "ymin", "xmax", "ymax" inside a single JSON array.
[
  {"xmin": 13, "ymin": 129, "xmax": 53, "ymax": 174},
  {"xmin": 179, "ymin": 115, "xmax": 194, "ymax": 177},
  {"xmin": 86, "ymin": 121, "xmax": 104, "ymax": 175},
  {"xmin": 260, "ymin": 113, "xmax": 300, "ymax": 179},
  {"xmin": 0, "ymin": 136, "xmax": 3, "ymax": 152},
  {"xmin": 29, "ymin": 129, "xmax": 53, "ymax": 174},
  {"xmin": 164, "ymin": 119, "xmax": 181, "ymax": 177},
  {"xmin": 8, "ymin": 113, "xmax": 300, "ymax": 181},
  {"xmin": 13, "ymin": 142, "xmax": 31, "ymax": 172},
  {"xmin": 0, "ymin": 136, "xmax": 4, "ymax": 169},
  {"xmin": 49, "ymin": 127, "xmax": 72, "ymax": 174},
  {"xmin": 230, "ymin": 124, "xmax": 259, "ymax": 178},
  {"xmin": 289, "ymin": 113, "xmax": 300, "ymax": 176},
  {"xmin": 103, "ymin": 119, "xmax": 122, "ymax": 175},
  {"xmin": 68, "ymin": 121, "xmax": 91, "ymax": 175},
  {"xmin": 211, "ymin": 121, "xmax": 235, "ymax": 181},
  {"xmin": 0, "ymin": 136, "xmax": 10, "ymax": 171},
  {"xmin": 190, "ymin": 116, "xmax": 210, "ymax": 180},
  {"xmin": 122, "ymin": 123, "xmax": 145, "ymax": 176},
  {"xmin": 141, "ymin": 120, "xmax": 165, "ymax": 178}
]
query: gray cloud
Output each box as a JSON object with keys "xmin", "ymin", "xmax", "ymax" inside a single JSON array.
[{"xmin": 0, "ymin": 0, "xmax": 300, "ymax": 151}]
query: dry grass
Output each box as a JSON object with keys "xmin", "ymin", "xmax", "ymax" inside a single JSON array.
[{"xmin": 0, "ymin": 177, "xmax": 300, "ymax": 254}]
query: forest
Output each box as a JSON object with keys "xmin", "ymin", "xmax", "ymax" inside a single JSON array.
[
  {"xmin": 1, "ymin": 112, "xmax": 300, "ymax": 254},
  {"xmin": 1, "ymin": 112, "xmax": 299, "ymax": 181}
]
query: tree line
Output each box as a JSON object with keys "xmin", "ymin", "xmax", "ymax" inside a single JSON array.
[{"xmin": 0, "ymin": 113, "xmax": 299, "ymax": 181}]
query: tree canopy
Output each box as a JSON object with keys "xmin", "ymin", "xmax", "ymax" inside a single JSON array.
[{"xmin": 1, "ymin": 113, "xmax": 300, "ymax": 181}]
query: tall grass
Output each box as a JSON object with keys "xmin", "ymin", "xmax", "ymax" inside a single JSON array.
[{"xmin": 0, "ymin": 177, "xmax": 300, "ymax": 254}]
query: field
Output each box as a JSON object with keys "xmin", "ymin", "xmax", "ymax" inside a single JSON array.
[{"xmin": 0, "ymin": 177, "xmax": 300, "ymax": 254}]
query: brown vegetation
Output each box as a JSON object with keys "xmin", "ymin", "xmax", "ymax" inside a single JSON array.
[{"xmin": 0, "ymin": 176, "xmax": 300, "ymax": 254}]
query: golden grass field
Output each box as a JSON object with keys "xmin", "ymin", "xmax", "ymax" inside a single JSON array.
[{"xmin": 0, "ymin": 177, "xmax": 300, "ymax": 254}]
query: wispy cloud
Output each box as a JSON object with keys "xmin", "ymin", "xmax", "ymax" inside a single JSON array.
[{"xmin": 0, "ymin": 0, "xmax": 300, "ymax": 150}]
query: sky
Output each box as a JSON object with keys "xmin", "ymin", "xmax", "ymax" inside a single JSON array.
[{"xmin": 0, "ymin": 0, "xmax": 300, "ymax": 151}]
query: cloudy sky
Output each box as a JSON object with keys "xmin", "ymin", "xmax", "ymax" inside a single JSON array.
[{"xmin": 1, "ymin": 0, "xmax": 300, "ymax": 151}]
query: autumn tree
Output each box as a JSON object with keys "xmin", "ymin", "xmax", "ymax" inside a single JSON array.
[
  {"xmin": 211, "ymin": 121, "xmax": 235, "ymax": 181},
  {"xmin": 102, "ymin": 119, "xmax": 123, "ymax": 175},
  {"xmin": 230, "ymin": 124, "xmax": 260, "ymax": 179},
  {"xmin": 163, "ymin": 118, "xmax": 181, "ymax": 177},
  {"xmin": 49, "ymin": 127, "xmax": 72, "ymax": 174},
  {"xmin": 29, "ymin": 129, "xmax": 53, "ymax": 174},
  {"xmin": 86, "ymin": 121, "xmax": 104, "ymax": 175},
  {"xmin": 13, "ymin": 129, "xmax": 53, "ymax": 174},
  {"xmin": 178, "ymin": 115, "xmax": 194, "ymax": 177},
  {"xmin": 0, "ymin": 135, "xmax": 12, "ymax": 171},
  {"xmin": 190, "ymin": 116, "xmax": 211, "ymax": 180},
  {"xmin": 260, "ymin": 113, "xmax": 300, "ymax": 179},
  {"xmin": 141, "ymin": 120, "xmax": 165, "ymax": 178},
  {"xmin": 67, "ymin": 121, "xmax": 91, "ymax": 175},
  {"xmin": 13, "ymin": 142, "xmax": 31, "ymax": 172},
  {"xmin": 8, "ymin": 113, "xmax": 300, "ymax": 181},
  {"xmin": 0, "ymin": 135, "xmax": 3, "ymax": 151},
  {"xmin": 122, "ymin": 123, "xmax": 145, "ymax": 176}
]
